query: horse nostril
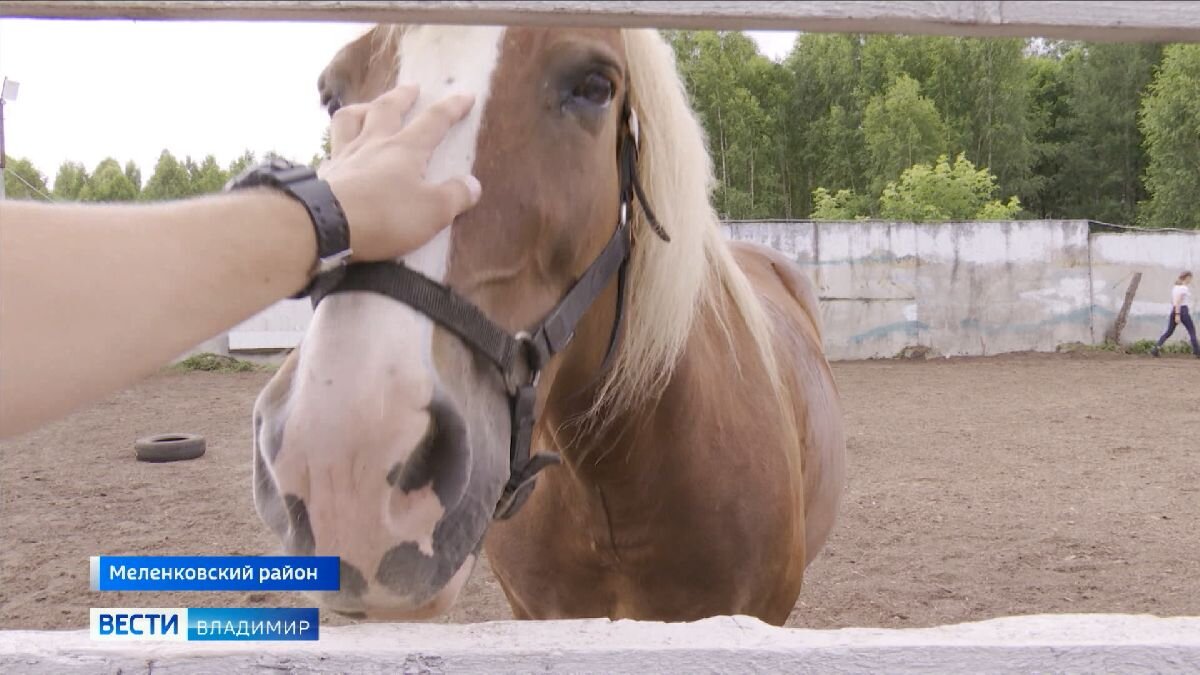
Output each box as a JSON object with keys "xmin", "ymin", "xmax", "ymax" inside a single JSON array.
[
  {"xmin": 386, "ymin": 395, "xmax": 471, "ymax": 509},
  {"xmin": 326, "ymin": 97, "xmax": 343, "ymax": 117}
]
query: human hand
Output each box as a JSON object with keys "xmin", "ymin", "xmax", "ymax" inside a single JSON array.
[{"xmin": 318, "ymin": 84, "xmax": 482, "ymax": 261}]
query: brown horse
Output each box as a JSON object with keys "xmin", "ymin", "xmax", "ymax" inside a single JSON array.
[{"xmin": 251, "ymin": 25, "xmax": 846, "ymax": 625}]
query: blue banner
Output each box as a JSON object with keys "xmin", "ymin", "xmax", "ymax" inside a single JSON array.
[
  {"xmin": 187, "ymin": 607, "xmax": 319, "ymax": 641},
  {"xmin": 90, "ymin": 607, "xmax": 319, "ymax": 641},
  {"xmin": 90, "ymin": 556, "xmax": 340, "ymax": 592}
]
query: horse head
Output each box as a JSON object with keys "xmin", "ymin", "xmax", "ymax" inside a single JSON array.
[{"xmin": 250, "ymin": 25, "xmax": 708, "ymax": 619}]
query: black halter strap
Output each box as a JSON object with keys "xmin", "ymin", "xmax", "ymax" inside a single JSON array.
[{"xmin": 305, "ymin": 99, "xmax": 658, "ymax": 520}]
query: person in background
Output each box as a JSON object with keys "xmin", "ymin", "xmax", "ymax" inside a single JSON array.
[{"xmin": 1151, "ymin": 271, "xmax": 1199, "ymax": 359}]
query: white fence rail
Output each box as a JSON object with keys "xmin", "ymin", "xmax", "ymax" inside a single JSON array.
[
  {"xmin": 3, "ymin": 615, "xmax": 1200, "ymax": 674},
  {"xmin": 3, "ymin": 1, "xmax": 1200, "ymax": 43}
]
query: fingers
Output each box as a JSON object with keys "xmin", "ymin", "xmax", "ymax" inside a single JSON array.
[
  {"xmin": 328, "ymin": 103, "xmax": 368, "ymax": 156},
  {"xmin": 432, "ymin": 175, "xmax": 483, "ymax": 222},
  {"xmin": 400, "ymin": 93, "xmax": 476, "ymax": 157},
  {"xmin": 359, "ymin": 84, "xmax": 421, "ymax": 138},
  {"xmin": 329, "ymin": 84, "xmax": 420, "ymax": 155},
  {"xmin": 331, "ymin": 88, "xmax": 474, "ymax": 162}
]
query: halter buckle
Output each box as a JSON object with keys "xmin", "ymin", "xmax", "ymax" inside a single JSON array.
[
  {"xmin": 504, "ymin": 331, "xmax": 543, "ymax": 394},
  {"xmin": 494, "ymin": 379, "xmax": 561, "ymax": 521},
  {"xmin": 494, "ymin": 451, "xmax": 561, "ymax": 520}
]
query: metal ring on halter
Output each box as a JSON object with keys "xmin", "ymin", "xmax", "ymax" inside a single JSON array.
[{"xmin": 505, "ymin": 331, "xmax": 542, "ymax": 394}]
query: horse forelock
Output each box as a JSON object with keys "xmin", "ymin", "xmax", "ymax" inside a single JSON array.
[{"xmin": 367, "ymin": 24, "xmax": 404, "ymax": 71}]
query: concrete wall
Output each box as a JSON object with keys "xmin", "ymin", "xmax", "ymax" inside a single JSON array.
[
  {"xmin": 172, "ymin": 332, "xmax": 229, "ymax": 363},
  {"xmin": 172, "ymin": 300, "xmax": 309, "ymax": 365},
  {"xmin": 215, "ymin": 220, "xmax": 1198, "ymax": 363},
  {"xmin": 1090, "ymin": 226, "xmax": 1200, "ymax": 345},
  {"xmin": 727, "ymin": 220, "xmax": 1199, "ymax": 360},
  {"xmin": 225, "ymin": 298, "xmax": 311, "ymax": 352}
]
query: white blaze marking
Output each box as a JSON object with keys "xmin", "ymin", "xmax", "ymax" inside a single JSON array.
[
  {"xmin": 395, "ymin": 25, "xmax": 505, "ymax": 280},
  {"xmin": 393, "ymin": 25, "xmax": 507, "ymax": 361},
  {"xmin": 298, "ymin": 25, "xmax": 505, "ymax": 404},
  {"xmin": 271, "ymin": 27, "xmax": 506, "ymax": 576}
]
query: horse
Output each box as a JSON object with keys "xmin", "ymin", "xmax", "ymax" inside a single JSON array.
[{"xmin": 251, "ymin": 24, "xmax": 846, "ymax": 625}]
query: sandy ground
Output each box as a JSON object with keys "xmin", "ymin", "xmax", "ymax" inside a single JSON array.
[{"xmin": 2, "ymin": 351, "xmax": 1198, "ymax": 630}]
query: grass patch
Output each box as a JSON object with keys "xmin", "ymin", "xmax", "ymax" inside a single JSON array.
[
  {"xmin": 1058, "ymin": 340, "xmax": 1194, "ymax": 356},
  {"xmin": 1126, "ymin": 339, "xmax": 1193, "ymax": 355},
  {"xmin": 172, "ymin": 353, "xmax": 266, "ymax": 373}
]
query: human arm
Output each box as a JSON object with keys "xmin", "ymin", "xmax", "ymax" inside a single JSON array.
[
  {"xmin": 1, "ymin": 193, "xmax": 325, "ymax": 438},
  {"xmin": 0, "ymin": 86, "xmax": 479, "ymax": 439}
]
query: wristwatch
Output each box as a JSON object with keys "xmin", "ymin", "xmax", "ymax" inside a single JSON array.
[{"xmin": 224, "ymin": 157, "xmax": 352, "ymax": 297}]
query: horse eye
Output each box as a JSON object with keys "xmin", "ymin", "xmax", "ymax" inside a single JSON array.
[{"xmin": 572, "ymin": 73, "xmax": 614, "ymax": 107}]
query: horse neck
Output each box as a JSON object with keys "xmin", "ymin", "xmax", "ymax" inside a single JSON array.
[{"xmin": 538, "ymin": 277, "xmax": 717, "ymax": 480}]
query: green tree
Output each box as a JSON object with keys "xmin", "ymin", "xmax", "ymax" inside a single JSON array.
[
  {"xmin": 859, "ymin": 34, "xmax": 942, "ymax": 98},
  {"xmin": 640, "ymin": 31, "xmax": 1173, "ymax": 222},
  {"xmin": 921, "ymin": 39, "xmax": 1036, "ymax": 203},
  {"xmin": 227, "ymin": 150, "xmax": 256, "ymax": 178},
  {"xmin": 857, "ymin": 36, "xmax": 1037, "ymax": 206},
  {"xmin": 124, "ymin": 160, "xmax": 142, "ymax": 192},
  {"xmin": 3, "ymin": 156, "xmax": 52, "ymax": 200},
  {"xmin": 744, "ymin": 53, "xmax": 791, "ymax": 218},
  {"xmin": 79, "ymin": 158, "xmax": 139, "ymax": 202},
  {"xmin": 879, "ymin": 153, "xmax": 1020, "ymax": 222},
  {"xmin": 141, "ymin": 150, "xmax": 193, "ymax": 201},
  {"xmin": 1025, "ymin": 53, "xmax": 1072, "ymax": 217},
  {"xmin": 665, "ymin": 30, "xmax": 785, "ymax": 218},
  {"xmin": 784, "ymin": 33, "xmax": 869, "ymax": 217},
  {"xmin": 189, "ymin": 154, "xmax": 229, "ymax": 195},
  {"xmin": 1139, "ymin": 43, "xmax": 1200, "ymax": 229},
  {"xmin": 52, "ymin": 161, "xmax": 89, "ymax": 200},
  {"xmin": 863, "ymin": 75, "xmax": 949, "ymax": 197},
  {"xmin": 1060, "ymin": 42, "xmax": 1163, "ymax": 224},
  {"xmin": 182, "ymin": 156, "xmax": 201, "ymax": 192},
  {"xmin": 810, "ymin": 187, "xmax": 870, "ymax": 220},
  {"xmin": 311, "ymin": 127, "xmax": 332, "ymax": 168}
]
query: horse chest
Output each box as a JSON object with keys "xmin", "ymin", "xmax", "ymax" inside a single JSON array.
[{"xmin": 500, "ymin": 487, "xmax": 774, "ymax": 621}]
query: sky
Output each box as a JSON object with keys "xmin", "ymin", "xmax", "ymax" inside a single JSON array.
[{"xmin": 0, "ymin": 20, "xmax": 798, "ymax": 186}]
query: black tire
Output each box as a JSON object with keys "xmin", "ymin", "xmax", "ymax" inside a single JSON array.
[{"xmin": 135, "ymin": 433, "xmax": 206, "ymax": 463}]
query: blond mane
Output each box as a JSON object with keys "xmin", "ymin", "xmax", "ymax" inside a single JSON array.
[{"xmin": 582, "ymin": 29, "xmax": 784, "ymax": 428}]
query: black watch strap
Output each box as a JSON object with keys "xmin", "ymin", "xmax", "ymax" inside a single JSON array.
[{"xmin": 225, "ymin": 158, "xmax": 351, "ymax": 298}]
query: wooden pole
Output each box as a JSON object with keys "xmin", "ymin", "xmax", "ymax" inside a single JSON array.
[{"xmin": 1106, "ymin": 271, "xmax": 1142, "ymax": 345}]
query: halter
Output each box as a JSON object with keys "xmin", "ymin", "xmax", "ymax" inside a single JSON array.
[{"xmin": 305, "ymin": 98, "xmax": 664, "ymax": 520}]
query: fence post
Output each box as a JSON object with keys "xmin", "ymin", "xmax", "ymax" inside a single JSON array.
[{"xmin": 1106, "ymin": 271, "xmax": 1142, "ymax": 345}]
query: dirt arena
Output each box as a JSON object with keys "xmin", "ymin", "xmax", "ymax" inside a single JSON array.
[{"xmin": 2, "ymin": 351, "xmax": 1197, "ymax": 630}]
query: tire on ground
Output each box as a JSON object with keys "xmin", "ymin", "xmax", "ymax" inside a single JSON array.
[{"xmin": 134, "ymin": 433, "xmax": 206, "ymax": 462}]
